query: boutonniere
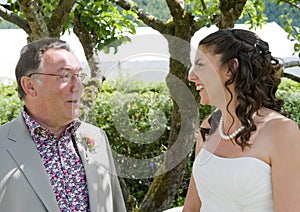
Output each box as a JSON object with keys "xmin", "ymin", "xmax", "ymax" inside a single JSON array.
[{"xmin": 76, "ymin": 133, "xmax": 96, "ymax": 153}]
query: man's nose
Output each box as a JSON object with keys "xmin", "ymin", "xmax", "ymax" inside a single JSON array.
[{"xmin": 71, "ymin": 76, "xmax": 84, "ymax": 93}]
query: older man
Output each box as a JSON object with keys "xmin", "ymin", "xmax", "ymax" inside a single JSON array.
[{"xmin": 0, "ymin": 38, "xmax": 126, "ymax": 212}]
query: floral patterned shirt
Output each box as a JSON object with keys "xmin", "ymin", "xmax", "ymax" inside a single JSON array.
[{"xmin": 22, "ymin": 109, "xmax": 90, "ymax": 212}]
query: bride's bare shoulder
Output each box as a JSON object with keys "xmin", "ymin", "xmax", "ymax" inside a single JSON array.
[{"xmin": 258, "ymin": 109, "xmax": 300, "ymax": 151}]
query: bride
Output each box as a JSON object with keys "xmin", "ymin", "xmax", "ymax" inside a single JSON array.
[{"xmin": 183, "ymin": 29, "xmax": 300, "ymax": 211}]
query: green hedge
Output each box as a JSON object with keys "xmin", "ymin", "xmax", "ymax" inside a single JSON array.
[
  {"xmin": 0, "ymin": 77, "xmax": 299, "ymax": 207},
  {"xmin": 85, "ymin": 80, "xmax": 213, "ymax": 205},
  {"xmin": 0, "ymin": 82, "xmax": 22, "ymax": 125},
  {"xmin": 277, "ymin": 78, "xmax": 300, "ymax": 125}
]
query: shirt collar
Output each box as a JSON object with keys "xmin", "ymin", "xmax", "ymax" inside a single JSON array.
[{"xmin": 22, "ymin": 107, "xmax": 81, "ymax": 138}]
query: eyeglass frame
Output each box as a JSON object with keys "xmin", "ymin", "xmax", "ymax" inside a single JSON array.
[{"xmin": 27, "ymin": 71, "xmax": 88, "ymax": 83}]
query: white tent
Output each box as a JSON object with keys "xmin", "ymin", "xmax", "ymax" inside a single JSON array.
[
  {"xmin": 0, "ymin": 22, "xmax": 298, "ymax": 83},
  {"xmin": 0, "ymin": 29, "xmax": 86, "ymax": 82}
]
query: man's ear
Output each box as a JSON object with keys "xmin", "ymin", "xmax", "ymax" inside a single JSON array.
[{"xmin": 20, "ymin": 76, "xmax": 38, "ymax": 97}]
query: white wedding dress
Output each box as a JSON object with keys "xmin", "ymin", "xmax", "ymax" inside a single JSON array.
[{"xmin": 193, "ymin": 148, "xmax": 274, "ymax": 211}]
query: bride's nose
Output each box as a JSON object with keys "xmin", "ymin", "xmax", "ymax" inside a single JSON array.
[{"xmin": 188, "ymin": 69, "xmax": 198, "ymax": 82}]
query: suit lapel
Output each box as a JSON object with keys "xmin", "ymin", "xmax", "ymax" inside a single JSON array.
[
  {"xmin": 77, "ymin": 145, "xmax": 100, "ymax": 212},
  {"xmin": 76, "ymin": 123, "xmax": 128, "ymax": 212},
  {"xmin": 76, "ymin": 125, "xmax": 114, "ymax": 212},
  {"xmin": 75, "ymin": 123, "xmax": 107, "ymax": 212},
  {"xmin": 7, "ymin": 115, "xmax": 60, "ymax": 212}
]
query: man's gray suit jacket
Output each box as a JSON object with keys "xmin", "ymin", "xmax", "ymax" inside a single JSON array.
[{"xmin": 0, "ymin": 115, "xmax": 126, "ymax": 212}]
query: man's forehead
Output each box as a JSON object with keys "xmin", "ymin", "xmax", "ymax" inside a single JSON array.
[{"xmin": 43, "ymin": 49, "xmax": 79, "ymax": 65}]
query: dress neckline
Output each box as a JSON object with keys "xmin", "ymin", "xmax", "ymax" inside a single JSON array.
[{"xmin": 201, "ymin": 148, "xmax": 271, "ymax": 167}]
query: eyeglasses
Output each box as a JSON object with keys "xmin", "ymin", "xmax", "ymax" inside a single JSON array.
[{"xmin": 27, "ymin": 72, "xmax": 87, "ymax": 83}]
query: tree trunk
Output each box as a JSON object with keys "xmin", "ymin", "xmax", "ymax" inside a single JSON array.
[
  {"xmin": 73, "ymin": 13, "xmax": 104, "ymax": 121},
  {"xmin": 138, "ymin": 10, "xmax": 199, "ymax": 210},
  {"xmin": 73, "ymin": 12, "xmax": 105, "ymax": 81},
  {"xmin": 115, "ymin": 0, "xmax": 200, "ymax": 210}
]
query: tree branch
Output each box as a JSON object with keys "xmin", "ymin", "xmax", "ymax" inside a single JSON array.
[
  {"xmin": 16, "ymin": 0, "xmax": 49, "ymax": 40},
  {"xmin": 217, "ymin": 0, "xmax": 247, "ymax": 29},
  {"xmin": 0, "ymin": 5, "xmax": 31, "ymax": 34},
  {"xmin": 200, "ymin": 0, "xmax": 207, "ymax": 10},
  {"xmin": 48, "ymin": 0, "xmax": 76, "ymax": 37},
  {"xmin": 279, "ymin": 0, "xmax": 300, "ymax": 10},
  {"xmin": 165, "ymin": 0, "xmax": 185, "ymax": 19},
  {"xmin": 115, "ymin": 0, "xmax": 168, "ymax": 33}
]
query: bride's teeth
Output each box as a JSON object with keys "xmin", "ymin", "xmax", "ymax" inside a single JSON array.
[{"xmin": 196, "ymin": 85, "xmax": 204, "ymax": 90}]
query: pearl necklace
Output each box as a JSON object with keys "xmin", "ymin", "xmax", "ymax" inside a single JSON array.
[
  {"xmin": 218, "ymin": 116, "xmax": 245, "ymax": 140},
  {"xmin": 218, "ymin": 112, "xmax": 257, "ymax": 140}
]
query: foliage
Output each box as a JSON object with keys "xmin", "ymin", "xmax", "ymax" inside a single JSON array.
[
  {"xmin": 237, "ymin": 0, "xmax": 300, "ymax": 57},
  {"xmin": 0, "ymin": 1, "xmax": 300, "ymax": 209},
  {"xmin": 0, "ymin": 0, "xmax": 138, "ymax": 54},
  {"xmin": 133, "ymin": 0, "xmax": 171, "ymax": 23},
  {"xmin": 87, "ymin": 80, "xmax": 173, "ymax": 158},
  {"xmin": 5, "ymin": 0, "xmax": 23, "ymax": 18},
  {"xmin": 1, "ymin": 0, "xmax": 299, "ymax": 56},
  {"xmin": 0, "ymin": 82, "xmax": 22, "ymax": 125},
  {"xmin": 279, "ymin": 77, "xmax": 300, "ymax": 92},
  {"xmin": 114, "ymin": 0, "xmax": 300, "ymax": 56},
  {"xmin": 238, "ymin": 0, "xmax": 268, "ymax": 28},
  {"xmin": 1, "ymin": 78, "xmax": 298, "ymax": 207},
  {"xmin": 184, "ymin": 0, "xmax": 220, "ymax": 28},
  {"xmin": 73, "ymin": 0, "xmax": 139, "ymax": 53},
  {"xmin": 86, "ymin": 79, "xmax": 212, "ymax": 205},
  {"xmin": 131, "ymin": 0, "xmax": 300, "ymax": 36},
  {"xmin": 266, "ymin": 0, "xmax": 300, "ymax": 56},
  {"xmin": 263, "ymin": 0, "xmax": 300, "ymax": 28},
  {"xmin": 277, "ymin": 77, "xmax": 300, "ymax": 126},
  {"xmin": 87, "ymin": 81, "xmax": 173, "ymax": 203}
]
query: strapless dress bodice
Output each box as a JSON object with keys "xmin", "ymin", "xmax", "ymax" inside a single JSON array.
[{"xmin": 193, "ymin": 148, "xmax": 273, "ymax": 211}]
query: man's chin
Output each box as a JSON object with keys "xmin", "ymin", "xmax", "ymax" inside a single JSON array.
[{"xmin": 70, "ymin": 110, "xmax": 81, "ymax": 119}]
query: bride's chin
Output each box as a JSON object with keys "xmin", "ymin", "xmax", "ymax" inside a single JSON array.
[{"xmin": 200, "ymin": 98, "xmax": 211, "ymax": 106}]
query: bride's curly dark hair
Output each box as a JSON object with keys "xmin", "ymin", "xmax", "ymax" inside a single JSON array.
[{"xmin": 199, "ymin": 29, "xmax": 285, "ymax": 150}]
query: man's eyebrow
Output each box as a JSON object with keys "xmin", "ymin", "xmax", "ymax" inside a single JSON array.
[{"xmin": 58, "ymin": 67, "xmax": 83, "ymax": 72}]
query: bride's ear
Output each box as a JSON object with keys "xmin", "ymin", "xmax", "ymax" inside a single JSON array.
[
  {"xmin": 231, "ymin": 58, "xmax": 239, "ymax": 71},
  {"xmin": 225, "ymin": 58, "xmax": 239, "ymax": 76}
]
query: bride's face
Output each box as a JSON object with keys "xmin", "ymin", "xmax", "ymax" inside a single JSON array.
[{"xmin": 188, "ymin": 45, "xmax": 231, "ymax": 107}]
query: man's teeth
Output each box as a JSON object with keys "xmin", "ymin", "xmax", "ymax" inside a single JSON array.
[{"xmin": 196, "ymin": 85, "xmax": 204, "ymax": 90}]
